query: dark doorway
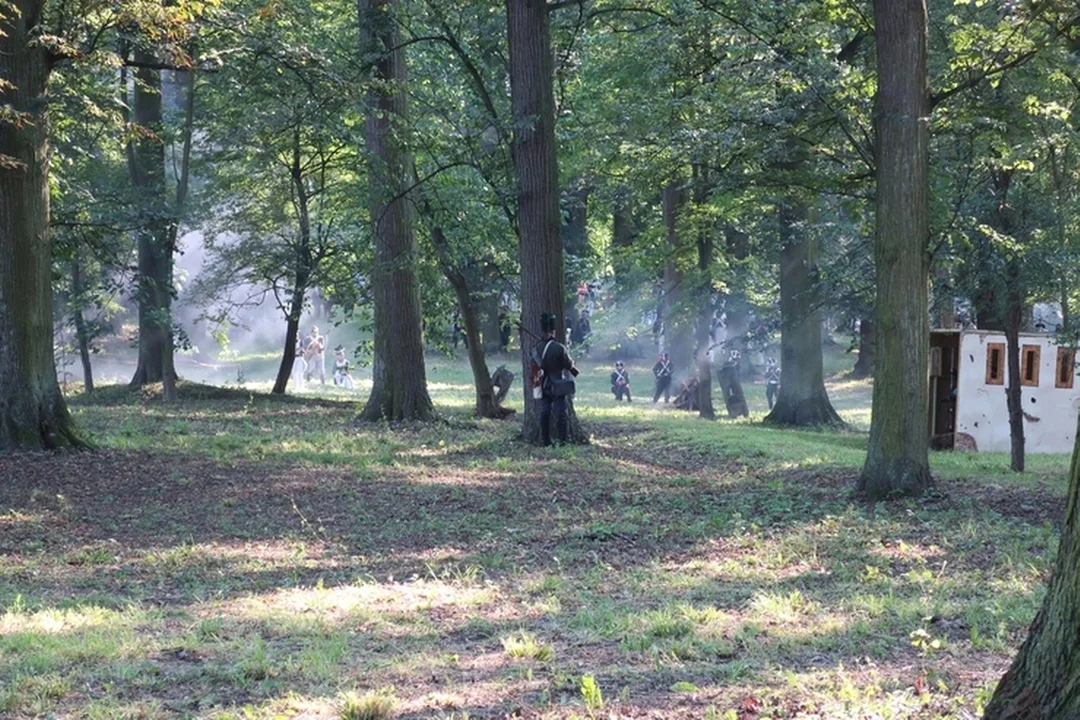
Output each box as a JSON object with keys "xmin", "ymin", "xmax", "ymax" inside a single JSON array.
[{"xmin": 928, "ymin": 331, "xmax": 960, "ymax": 448}]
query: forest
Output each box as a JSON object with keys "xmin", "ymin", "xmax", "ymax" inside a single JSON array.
[{"xmin": 3, "ymin": 0, "xmax": 1080, "ymax": 717}]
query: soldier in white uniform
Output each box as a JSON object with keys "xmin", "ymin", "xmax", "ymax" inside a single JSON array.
[
  {"xmin": 333, "ymin": 345, "xmax": 355, "ymax": 390},
  {"xmin": 302, "ymin": 325, "xmax": 326, "ymax": 384}
]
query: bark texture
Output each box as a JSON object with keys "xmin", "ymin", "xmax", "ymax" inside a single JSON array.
[
  {"xmin": 0, "ymin": 1, "xmax": 84, "ymax": 450},
  {"xmin": 507, "ymin": 0, "xmax": 584, "ymax": 444},
  {"xmin": 985, "ymin": 414, "xmax": 1080, "ymax": 718},
  {"xmin": 764, "ymin": 200, "xmax": 843, "ymax": 427},
  {"xmin": 857, "ymin": 0, "xmax": 932, "ymax": 499},
  {"xmin": 127, "ymin": 49, "xmax": 176, "ymax": 389},
  {"xmin": 358, "ymin": 0, "xmax": 434, "ymax": 422}
]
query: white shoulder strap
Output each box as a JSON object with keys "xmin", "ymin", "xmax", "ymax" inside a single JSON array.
[{"xmin": 542, "ymin": 340, "xmax": 554, "ymax": 359}]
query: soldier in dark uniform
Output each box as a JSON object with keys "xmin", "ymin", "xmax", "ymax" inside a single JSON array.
[
  {"xmin": 610, "ymin": 361, "xmax": 632, "ymax": 402},
  {"xmin": 764, "ymin": 357, "xmax": 781, "ymax": 410},
  {"xmin": 532, "ymin": 312, "xmax": 575, "ymax": 446},
  {"xmin": 652, "ymin": 352, "xmax": 673, "ymax": 403}
]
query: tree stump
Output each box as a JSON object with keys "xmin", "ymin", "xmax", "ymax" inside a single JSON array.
[
  {"xmin": 492, "ymin": 366, "xmax": 516, "ymax": 408},
  {"xmin": 717, "ymin": 363, "xmax": 749, "ymax": 418}
]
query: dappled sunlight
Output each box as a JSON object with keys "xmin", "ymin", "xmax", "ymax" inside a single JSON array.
[
  {"xmin": 0, "ymin": 604, "xmax": 145, "ymax": 637},
  {"xmin": 5, "ymin": 370, "xmax": 1062, "ymax": 717},
  {"xmin": 221, "ymin": 577, "xmax": 497, "ymax": 624}
]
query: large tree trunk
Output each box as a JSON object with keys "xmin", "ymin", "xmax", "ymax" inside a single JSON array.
[
  {"xmin": 70, "ymin": 253, "xmax": 94, "ymax": 393},
  {"xmin": 0, "ymin": 2, "xmax": 84, "ymax": 450},
  {"xmin": 1004, "ymin": 287, "xmax": 1025, "ymax": 472},
  {"xmin": 127, "ymin": 49, "xmax": 176, "ymax": 389},
  {"xmin": 852, "ymin": 316, "xmax": 874, "ymax": 378},
  {"xmin": 507, "ymin": 0, "xmax": 584, "ymax": 444},
  {"xmin": 857, "ymin": 0, "xmax": 932, "ymax": 499},
  {"xmin": 985, "ymin": 415, "xmax": 1080, "ymax": 718},
  {"xmin": 358, "ymin": 0, "xmax": 434, "ymax": 422},
  {"xmin": 764, "ymin": 199, "xmax": 844, "ymax": 427}
]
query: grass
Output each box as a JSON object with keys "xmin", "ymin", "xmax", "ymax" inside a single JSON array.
[
  {"xmin": 338, "ymin": 689, "xmax": 397, "ymax": 720},
  {"xmin": 0, "ymin": 346, "xmax": 1071, "ymax": 718}
]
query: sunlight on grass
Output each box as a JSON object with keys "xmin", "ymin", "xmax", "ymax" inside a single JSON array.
[
  {"xmin": 221, "ymin": 579, "xmax": 496, "ymax": 627},
  {"xmin": 337, "ymin": 689, "xmax": 397, "ymax": 720},
  {"xmin": 24, "ymin": 352, "xmax": 1070, "ymax": 717},
  {"xmin": 500, "ymin": 630, "xmax": 554, "ymax": 661}
]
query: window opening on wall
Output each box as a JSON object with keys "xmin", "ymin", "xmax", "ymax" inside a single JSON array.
[
  {"xmin": 986, "ymin": 343, "xmax": 1004, "ymax": 385},
  {"xmin": 1021, "ymin": 344, "xmax": 1041, "ymax": 387},
  {"xmin": 1058, "ymin": 347, "xmax": 1076, "ymax": 389}
]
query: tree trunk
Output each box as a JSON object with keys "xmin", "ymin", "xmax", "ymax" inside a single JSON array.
[
  {"xmin": 985, "ymin": 415, "xmax": 1080, "ymax": 718},
  {"xmin": 273, "ymin": 312, "xmax": 302, "ymax": 395},
  {"xmin": 722, "ymin": 224, "xmax": 755, "ymax": 377},
  {"xmin": 430, "ymin": 226, "xmax": 510, "ymax": 419},
  {"xmin": 857, "ymin": 0, "xmax": 932, "ymax": 499},
  {"xmin": 764, "ymin": 199, "xmax": 844, "ymax": 427},
  {"xmin": 662, "ymin": 182, "xmax": 693, "ymax": 374},
  {"xmin": 690, "ymin": 163, "xmax": 715, "ymax": 420},
  {"xmin": 358, "ymin": 0, "xmax": 435, "ymax": 423},
  {"xmin": 70, "ymin": 253, "xmax": 94, "ymax": 393},
  {"xmin": 0, "ymin": 1, "xmax": 84, "ymax": 450},
  {"xmin": 507, "ymin": 0, "xmax": 584, "ymax": 444},
  {"xmin": 852, "ymin": 316, "xmax": 874, "ymax": 378},
  {"xmin": 273, "ymin": 129, "xmax": 312, "ymax": 396},
  {"xmin": 695, "ymin": 243, "xmax": 715, "ymax": 421},
  {"xmin": 128, "ymin": 48, "xmax": 176, "ymax": 389},
  {"xmin": 562, "ymin": 184, "xmax": 591, "ymax": 321},
  {"xmin": 272, "ymin": 270, "xmax": 307, "ymax": 395},
  {"xmin": 1004, "ymin": 287, "xmax": 1025, "ymax": 472}
]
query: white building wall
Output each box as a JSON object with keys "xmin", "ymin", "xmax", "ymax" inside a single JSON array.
[{"xmin": 955, "ymin": 331, "xmax": 1080, "ymax": 454}]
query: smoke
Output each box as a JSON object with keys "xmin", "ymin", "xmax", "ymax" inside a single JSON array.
[{"xmin": 177, "ymin": 229, "xmax": 321, "ymax": 360}]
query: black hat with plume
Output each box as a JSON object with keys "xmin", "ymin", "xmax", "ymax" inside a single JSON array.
[{"xmin": 540, "ymin": 312, "xmax": 557, "ymax": 333}]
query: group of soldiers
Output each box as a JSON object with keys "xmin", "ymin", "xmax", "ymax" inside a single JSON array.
[
  {"xmin": 291, "ymin": 325, "xmax": 356, "ymax": 391},
  {"xmin": 607, "ymin": 352, "xmax": 675, "ymax": 404},
  {"xmin": 607, "ymin": 352, "xmax": 781, "ymax": 410}
]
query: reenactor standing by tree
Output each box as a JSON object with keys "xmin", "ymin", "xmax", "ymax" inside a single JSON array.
[{"xmin": 530, "ymin": 312, "xmax": 577, "ymax": 446}]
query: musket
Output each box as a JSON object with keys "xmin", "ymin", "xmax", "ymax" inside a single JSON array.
[{"xmin": 516, "ymin": 320, "xmax": 580, "ymax": 376}]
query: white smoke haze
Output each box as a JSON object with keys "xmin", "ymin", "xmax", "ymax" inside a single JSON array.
[{"xmin": 59, "ymin": 229, "xmax": 344, "ymax": 389}]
